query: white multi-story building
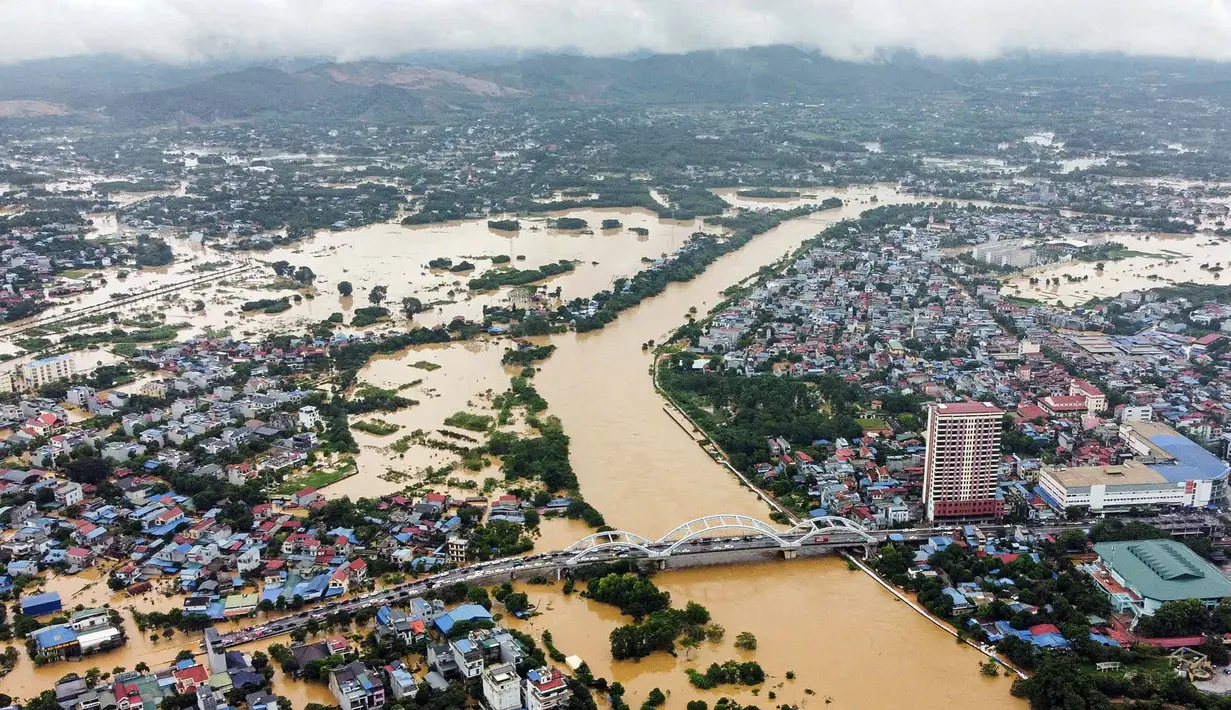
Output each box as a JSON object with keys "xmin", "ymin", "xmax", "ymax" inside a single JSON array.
[
  {"xmin": 53, "ymin": 481, "xmax": 83, "ymax": 507},
  {"xmin": 298, "ymin": 405, "xmax": 320, "ymax": 429},
  {"xmin": 447, "ymin": 535, "xmax": 469, "ymax": 565},
  {"xmin": 1039, "ymin": 422, "xmax": 1230, "ymax": 513},
  {"xmin": 1118, "ymin": 405, "xmax": 1153, "ymax": 423},
  {"xmin": 21, "ymin": 354, "xmax": 76, "ymax": 390},
  {"xmin": 482, "ymin": 663, "xmax": 521, "ymax": 710}
]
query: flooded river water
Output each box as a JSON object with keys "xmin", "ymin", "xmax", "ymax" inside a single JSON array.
[
  {"xmin": 0, "ymin": 185, "xmax": 1028, "ymax": 707},
  {"xmin": 1003, "ymin": 232, "xmax": 1230, "ymax": 306},
  {"xmin": 508, "ymin": 558, "xmax": 1023, "ymax": 710}
]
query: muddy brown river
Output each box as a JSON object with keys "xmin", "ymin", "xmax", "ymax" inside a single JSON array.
[{"xmin": 0, "ymin": 186, "xmax": 1023, "ymax": 707}]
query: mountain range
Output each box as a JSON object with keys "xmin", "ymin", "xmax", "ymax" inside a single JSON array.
[{"xmin": 0, "ymin": 47, "xmax": 1224, "ymax": 125}]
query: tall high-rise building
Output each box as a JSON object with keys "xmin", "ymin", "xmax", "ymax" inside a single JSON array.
[
  {"xmin": 203, "ymin": 627, "xmax": 227, "ymax": 675},
  {"xmin": 923, "ymin": 401, "xmax": 1004, "ymax": 522}
]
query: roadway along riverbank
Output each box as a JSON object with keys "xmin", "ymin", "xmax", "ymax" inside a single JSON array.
[{"xmin": 3, "ymin": 261, "xmax": 258, "ymax": 335}]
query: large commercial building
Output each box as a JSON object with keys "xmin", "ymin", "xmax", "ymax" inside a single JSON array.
[
  {"xmin": 31, "ymin": 608, "xmax": 125, "ymax": 661},
  {"xmin": 1088, "ymin": 539, "xmax": 1231, "ymax": 616},
  {"xmin": 1038, "ymin": 422, "xmax": 1229, "ymax": 513},
  {"xmin": 923, "ymin": 401, "xmax": 1004, "ymax": 522}
]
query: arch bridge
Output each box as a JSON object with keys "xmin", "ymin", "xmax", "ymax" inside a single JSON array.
[{"xmin": 562, "ymin": 513, "xmax": 876, "ymax": 564}]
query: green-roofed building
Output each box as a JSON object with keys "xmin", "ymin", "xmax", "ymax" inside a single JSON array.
[{"xmin": 1091, "ymin": 539, "xmax": 1231, "ymax": 616}]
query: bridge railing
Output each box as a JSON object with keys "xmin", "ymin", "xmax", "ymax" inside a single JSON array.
[{"xmin": 564, "ymin": 513, "xmax": 874, "ymax": 563}]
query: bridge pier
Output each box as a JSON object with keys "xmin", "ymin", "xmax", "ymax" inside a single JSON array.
[
  {"xmin": 655, "ymin": 559, "xmax": 668, "ymax": 570},
  {"xmin": 781, "ymin": 548, "xmax": 798, "ymax": 560}
]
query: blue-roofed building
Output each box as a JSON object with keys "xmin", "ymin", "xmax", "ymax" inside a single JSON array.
[
  {"xmin": 434, "ymin": 604, "xmax": 493, "ymax": 634},
  {"xmin": 384, "ymin": 660, "xmax": 418, "ymax": 700},
  {"xmin": 260, "ymin": 585, "xmax": 284, "ymax": 604},
  {"xmin": 326, "ymin": 528, "xmax": 360, "ymax": 544},
  {"xmin": 1088, "ymin": 633, "xmax": 1120, "ymax": 647},
  {"xmin": 294, "ymin": 572, "xmax": 331, "ymax": 601},
  {"xmin": 7, "ymin": 560, "xmax": 37, "ymax": 577},
  {"xmin": 940, "ymin": 587, "xmax": 973, "ymax": 613},
  {"xmin": 21, "ymin": 591, "xmax": 62, "ymax": 616},
  {"xmin": 33, "ymin": 625, "xmax": 78, "ymax": 659}
]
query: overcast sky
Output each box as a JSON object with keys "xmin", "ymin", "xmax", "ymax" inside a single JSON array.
[{"xmin": 3, "ymin": 0, "xmax": 1231, "ymax": 65}]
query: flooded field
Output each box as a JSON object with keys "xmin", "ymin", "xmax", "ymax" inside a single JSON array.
[
  {"xmin": 324, "ymin": 339, "xmax": 521, "ymax": 501},
  {"xmin": 318, "ymin": 184, "xmax": 919, "ymax": 530},
  {"xmin": 507, "ymin": 558, "xmax": 1024, "ymax": 710},
  {"xmin": 1003, "ymin": 232, "xmax": 1231, "ymax": 305}
]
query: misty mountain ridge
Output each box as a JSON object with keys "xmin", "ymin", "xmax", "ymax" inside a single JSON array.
[{"xmin": 1, "ymin": 46, "xmax": 1227, "ymax": 125}]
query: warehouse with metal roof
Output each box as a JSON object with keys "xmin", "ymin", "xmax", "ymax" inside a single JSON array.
[{"xmin": 1090, "ymin": 539, "xmax": 1231, "ymax": 616}]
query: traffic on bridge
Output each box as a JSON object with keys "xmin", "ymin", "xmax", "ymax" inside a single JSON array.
[{"xmin": 211, "ymin": 513, "xmax": 1113, "ymax": 649}]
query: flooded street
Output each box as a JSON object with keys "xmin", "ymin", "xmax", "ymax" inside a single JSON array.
[
  {"xmin": 508, "ymin": 558, "xmax": 1024, "ymax": 710},
  {"xmin": 0, "ymin": 571, "xmax": 249, "ymax": 701}
]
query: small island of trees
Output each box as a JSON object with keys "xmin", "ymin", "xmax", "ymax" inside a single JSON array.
[
  {"xmin": 736, "ymin": 188, "xmax": 800, "ymax": 199},
  {"xmin": 551, "ymin": 217, "xmax": 589, "ymax": 230}
]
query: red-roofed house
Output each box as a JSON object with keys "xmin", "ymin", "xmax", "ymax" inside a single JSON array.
[
  {"xmin": 154, "ymin": 507, "xmax": 185, "ymax": 525},
  {"xmin": 329, "ymin": 566, "xmax": 350, "ymax": 595},
  {"xmin": 23, "ymin": 412, "xmax": 63, "ymax": 437},
  {"xmin": 524, "ymin": 666, "xmax": 570, "ymax": 710},
  {"xmin": 1039, "ymin": 395, "xmax": 1089, "ymax": 419},
  {"xmin": 173, "ymin": 664, "xmax": 209, "ymax": 693},
  {"xmin": 1015, "ymin": 403, "xmax": 1049, "ymax": 422},
  {"xmin": 1029, "ymin": 623, "xmax": 1061, "ymax": 636},
  {"xmin": 65, "ymin": 546, "xmax": 92, "ymax": 569},
  {"xmin": 293, "ymin": 487, "xmax": 318, "ymax": 507},
  {"xmin": 348, "ymin": 558, "xmax": 368, "ymax": 583},
  {"xmin": 263, "ymin": 559, "xmax": 287, "ymax": 584},
  {"xmin": 112, "ymin": 682, "xmax": 142, "ymax": 710}
]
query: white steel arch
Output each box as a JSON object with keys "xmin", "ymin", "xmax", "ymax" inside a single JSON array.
[
  {"xmin": 564, "ymin": 530, "xmax": 657, "ymax": 564},
  {"xmin": 565, "ymin": 530, "xmax": 654, "ymax": 553},
  {"xmin": 657, "ymin": 514, "xmax": 789, "ymax": 555},
  {"xmin": 784, "ymin": 516, "xmax": 876, "ymax": 543},
  {"xmin": 566, "ymin": 542, "xmax": 657, "ymax": 565},
  {"xmin": 561, "ymin": 514, "xmax": 878, "ymax": 563}
]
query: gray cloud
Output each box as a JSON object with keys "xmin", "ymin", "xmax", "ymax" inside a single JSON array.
[{"xmin": 2, "ymin": 0, "xmax": 1231, "ymax": 64}]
